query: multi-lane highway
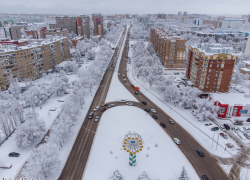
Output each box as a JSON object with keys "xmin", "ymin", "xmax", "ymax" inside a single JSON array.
[{"xmin": 58, "ymin": 24, "xmax": 230, "ymax": 180}]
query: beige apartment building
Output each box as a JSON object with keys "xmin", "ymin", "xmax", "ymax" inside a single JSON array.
[
  {"xmin": 186, "ymin": 43, "xmax": 239, "ymax": 93},
  {"xmin": 0, "ymin": 37, "xmax": 70, "ymax": 90},
  {"xmin": 150, "ymin": 27, "xmax": 187, "ymax": 68}
]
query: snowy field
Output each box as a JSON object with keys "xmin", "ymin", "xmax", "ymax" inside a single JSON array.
[{"xmin": 82, "ymin": 106, "xmax": 199, "ymax": 180}]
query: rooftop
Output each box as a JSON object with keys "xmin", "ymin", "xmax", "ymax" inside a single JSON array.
[{"xmin": 212, "ymin": 93, "xmax": 250, "ymax": 106}]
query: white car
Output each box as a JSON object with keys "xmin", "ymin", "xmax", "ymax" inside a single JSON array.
[
  {"xmin": 124, "ymin": 79, "xmax": 126, "ymax": 82},
  {"xmin": 151, "ymin": 109, "xmax": 156, "ymax": 113},
  {"xmin": 119, "ymin": 99, "xmax": 126, "ymax": 103},
  {"xmin": 123, "ymin": 75, "xmax": 125, "ymax": 78},
  {"xmin": 118, "ymin": 73, "xmax": 120, "ymax": 76},
  {"xmin": 127, "ymin": 102, "xmax": 133, "ymax": 106},
  {"xmin": 174, "ymin": 138, "xmax": 181, "ymax": 145},
  {"xmin": 232, "ymin": 127, "xmax": 239, "ymax": 133},
  {"xmin": 219, "ymin": 125, "xmax": 226, "ymax": 132},
  {"xmin": 94, "ymin": 106, "xmax": 100, "ymax": 111},
  {"xmin": 95, "ymin": 116, "xmax": 99, "ymax": 122}
]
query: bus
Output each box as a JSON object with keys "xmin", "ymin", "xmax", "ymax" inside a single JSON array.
[{"xmin": 131, "ymin": 84, "xmax": 139, "ymax": 91}]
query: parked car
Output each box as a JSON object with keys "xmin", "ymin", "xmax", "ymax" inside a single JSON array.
[
  {"xmin": 123, "ymin": 79, "xmax": 126, "ymax": 82},
  {"xmin": 219, "ymin": 125, "xmax": 226, "ymax": 132},
  {"xmin": 239, "ymin": 127, "xmax": 245, "ymax": 132},
  {"xmin": 234, "ymin": 120, "xmax": 243, "ymax": 125},
  {"xmin": 9, "ymin": 152, "xmax": 20, "ymax": 157},
  {"xmin": 196, "ymin": 149, "xmax": 204, "ymax": 157},
  {"xmin": 224, "ymin": 124, "xmax": 230, "ymax": 130},
  {"xmin": 142, "ymin": 101, "xmax": 147, "ymax": 105},
  {"xmin": 101, "ymin": 108, "xmax": 106, "ymax": 112},
  {"xmin": 152, "ymin": 115, "xmax": 158, "ymax": 119},
  {"xmin": 151, "ymin": 109, "xmax": 156, "ymax": 113},
  {"xmin": 243, "ymin": 133, "xmax": 250, "ymax": 139},
  {"xmin": 108, "ymin": 104, "xmax": 115, "ymax": 108},
  {"xmin": 232, "ymin": 127, "xmax": 239, "ymax": 133},
  {"xmin": 220, "ymin": 133, "xmax": 228, "ymax": 139},
  {"xmin": 174, "ymin": 138, "xmax": 181, "ymax": 145},
  {"xmin": 160, "ymin": 122, "xmax": 166, "ymax": 128},
  {"xmin": 88, "ymin": 112, "xmax": 94, "ymax": 119},
  {"xmin": 246, "ymin": 118, "xmax": 250, "ymax": 122},
  {"xmin": 119, "ymin": 99, "xmax": 126, "ymax": 103},
  {"xmin": 169, "ymin": 119, "xmax": 175, "ymax": 124},
  {"xmin": 102, "ymin": 103, "xmax": 108, "ymax": 107},
  {"xmin": 202, "ymin": 175, "xmax": 209, "ymax": 180},
  {"xmin": 95, "ymin": 116, "xmax": 99, "ymax": 122},
  {"xmin": 123, "ymin": 75, "xmax": 125, "ymax": 78},
  {"xmin": 49, "ymin": 107, "xmax": 57, "ymax": 111},
  {"xmin": 144, "ymin": 108, "xmax": 150, "ymax": 112},
  {"xmin": 135, "ymin": 91, "xmax": 139, "ymax": 95},
  {"xmin": 127, "ymin": 102, "xmax": 133, "ymax": 106},
  {"xmin": 118, "ymin": 73, "xmax": 120, "ymax": 76},
  {"xmin": 0, "ymin": 163, "xmax": 12, "ymax": 169},
  {"xmin": 211, "ymin": 127, "xmax": 219, "ymax": 131},
  {"xmin": 94, "ymin": 106, "xmax": 100, "ymax": 112}
]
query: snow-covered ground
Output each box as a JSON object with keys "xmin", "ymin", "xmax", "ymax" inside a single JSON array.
[
  {"xmin": 82, "ymin": 106, "xmax": 199, "ymax": 180},
  {"xmin": 240, "ymin": 167, "xmax": 250, "ymax": 180}
]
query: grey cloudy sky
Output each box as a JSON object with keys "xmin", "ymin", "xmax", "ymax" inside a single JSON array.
[{"xmin": 1, "ymin": 0, "xmax": 250, "ymax": 15}]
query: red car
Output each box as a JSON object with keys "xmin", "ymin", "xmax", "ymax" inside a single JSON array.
[
  {"xmin": 101, "ymin": 108, "xmax": 106, "ymax": 112},
  {"xmin": 220, "ymin": 133, "xmax": 228, "ymax": 139}
]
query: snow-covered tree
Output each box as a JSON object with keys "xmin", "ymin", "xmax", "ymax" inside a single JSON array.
[
  {"xmin": 232, "ymin": 69, "xmax": 244, "ymax": 85},
  {"xmin": 51, "ymin": 77, "xmax": 68, "ymax": 96},
  {"xmin": 110, "ymin": 170, "xmax": 123, "ymax": 180},
  {"xmin": 15, "ymin": 111, "xmax": 46, "ymax": 148},
  {"xmin": 22, "ymin": 143, "xmax": 61, "ymax": 180},
  {"xmin": 138, "ymin": 172, "xmax": 150, "ymax": 180},
  {"xmin": 8, "ymin": 75, "xmax": 20, "ymax": 100},
  {"xmin": 63, "ymin": 61, "xmax": 78, "ymax": 74},
  {"xmin": 179, "ymin": 166, "xmax": 190, "ymax": 180},
  {"xmin": 194, "ymin": 99, "xmax": 217, "ymax": 121}
]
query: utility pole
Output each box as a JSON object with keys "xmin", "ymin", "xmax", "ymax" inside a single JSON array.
[
  {"xmin": 212, "ymin": 132, "xmax": 215, "ymax": 148},
  {"xmin": 216, "ymin": 133, "xmax": 219, "ymax": 150}
]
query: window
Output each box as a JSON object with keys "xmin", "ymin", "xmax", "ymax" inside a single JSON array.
[
  {"xmin": 221, "ymin": 64, "xmax": 224, "ymax": 68},
  {"xmin": 219, "ymin": 107, "xmax": 225, "ymax": 114},
  {"xmin": 233, "ymin": 107, "xmax": 238, "ymax": 113},
  {"xmin": 210, "ymin": 64, "xmax": 212, "ymax": 67},
  {"xmin": 217, "ymin": 64, "xmax": 219, "ymax": 67},
  {"xmin": 207, "ymin": 81, "xmax": 209, "ymax": 84}
]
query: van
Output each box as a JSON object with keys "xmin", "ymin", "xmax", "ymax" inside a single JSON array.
[{"xmin": 88, "ymin": 112, "xmax": 94, "ymax": 119}]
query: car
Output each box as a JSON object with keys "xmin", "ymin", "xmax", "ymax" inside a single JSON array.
[
  {"xmin": 246, "ymin": 118, "xmax": 250, "ymax": 122},
  {"xmin": 160, "ymin": 122, "xmax": 166, "ymax": 128},
  {"xmin": 88, "ymin": 112, "xmax": 94, "ymax": 119},
  {"xmin": 95, "ymin": 116, "xmax": 99, "ymax": 122},
  {"xmin": 118, "ymin": 73, "xmax": 120, "ymax": 76},
  {"xmin": 101, "ymin": 108, "xmax": 106, "ymax": 112},
  {"xmin": 127, "ymin": 102, "xmax": 133, "ymax": 106},
  {"xmin": 219, "ymin": 125, "xmax": 226, "ymax": 132},
  {"xmin": 0, "ymin": 163, "xmax": 12, "ymax": 169},
  {"xmin": 94, "ymin": 106, "xmax": 100, "ymax": 111},
  {"xmin": 144, "ymin": 108, "xmax": 150, "ymax": 112},
  {"xmin": 124, "ymin": 79, "xmax": 126, "ymax": 82},
  {"xmin": 211, "ymin": 127, "xmax": 219, "ymax": 131},
  {"xmin": 169, "ymin": 119, "xmax": 175, "ymax": 124},
  {"xmin": 224, "ymin": 124, "xmax": 230, "ymax": 130},
  {"xmin": 151, "ymin": 109, "xmax": 156, "ymax": 113},
  {"xmin": 202, "ymin": 175, "xmax": 209, "ymax": 180},
  {"xmin": 49, "ymin": 107, "xmax": 57, "ymax": 111},
  {"xmin": 152, "ymin": 115, "xmax": 158, "ymax": 119},
  {"xmin": 123, "ymin": 75, "xmax": 125, "ymax": 78},
  {"xmin": 243, "ymin": 133, "xmax": 250, "ymax": 139},
  {"xmin": 119, "ymin": 99, "xmax": 126, "ymax": 103},
  {"xmin": 173, "ymin": 138, "xmax": 181, "ymax": 145},
  {"xmin": 102, "ymin": 103, "xmax": 108, "ymax": 107},
  {"xmin": 135, "ymin": 91, "xmax": 139, "ymax": 95},
  {"xmin": 142, "ymin": 101, "xmax": 147, "ymax": 105},
  {"xmin": 220, "ymin": 133, "xmax": 228, "ymax": 139},
  {"xmin": 108, "ymin": 104, "xmax": 115, "ymax": 108},
  {"xmin": 177, "ymin": 85, "xmax": 180, "ymax": 88},
  {"xmin": 196, "ymin": 149, "xmax": 204, "ymax": 157},
  {"xmin": 232, "ymin": 127, "xmax": 239, "ymax": 133},
  {"xmin": 9, "ymin": 152, "xmax": 20, "ymax": 157}
]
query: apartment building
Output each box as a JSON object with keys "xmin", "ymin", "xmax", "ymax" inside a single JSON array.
[
  {"xmin": 186, "ymin": 43, "xmax": 240, "ymax": 93},
  {"xmin": 56, "ymin": 16, "xmax": 77, "ymax": 34},
  {"xmin": 150, "ymin": 27, "xmax": 187, "ymax": 68},
  {"xmin": 92, "ymin": 14, "xmax": 103, "ymax": 37},
  {"xmin": 0, "ymin": 37, "xmax": 70, "ymax": 90},
  {"xmin": 25, "ymin": 27, "xmax": 47, "ymax": 39},
  {"xmin": 4, "ymin": 26, "xmax": 21, "ymax": 40},
  {"xmin": 45, "ymin": 28, "xmax": 68, "ymax": 38},
  {"xmin": 77, "ymin": 15, "xmax": 90, "ymax": 38}
]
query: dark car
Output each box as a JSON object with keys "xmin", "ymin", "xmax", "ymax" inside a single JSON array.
[
  {"xmin": 142, "ymin": 101, "xmax": 147, "ymax": 105},
  {"xmin": 246, "ymin": 118, "xmax": 250, "ymax": 122},
  {"xmin": 101, "ymin": 108, "xmax": 106, "ymax": 112},
  {"xmin": 160, "ymin": 122, "xmax": 166, "ymax": 128},
  {"xmin": 223, "ymin": 124, "xmax": 230, "ymax": 130},
  {"xmin": 135, "ymin": 91, "xmax": 139, "ymax": 95},
  {"xmin": 144, "ymin": 108, "xmax": 150, "ymax": 112},
  {"xmin": 9, "ymin": 152, "xmax": 20, "ymax": 157},
  {"xmin": 152, "ymin": 115, "xmax": 158, "ymax": 119},
  {"xmin": 211, "ymin": 127, "xmax": 219, "ymax": 131},
  {"xmin": 196, "ymin": 149, "xmax": 204, "ymax": 157},
  {"xmin": 202, "ymin": 175, "xmax": 209, "ymax": 180}
]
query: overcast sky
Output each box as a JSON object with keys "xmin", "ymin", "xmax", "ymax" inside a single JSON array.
[{"xmin": 1, "ymin": 0, "xmax": 250, "ymax": 15}]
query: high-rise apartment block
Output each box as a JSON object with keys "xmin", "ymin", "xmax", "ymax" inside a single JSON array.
[
  {"xmin": 77, "ymin": 15, "xmax": 90, "ymax": 38},
  {"xmin": 0, "ymin": 37, "xmax": 70, "ymax": 90},
  {"xmin": 178, "ymin": 12, "xmax": 182, "ymax": 16},
  {"xmin": 186, "ymin": 43, "xmax": 239, "ymax": 93},
  {"xmin": 92, "ymin": 14, "xmax": 103, "ymax": 37},
  {"xmin": 56, "ymin": 16, "xmax": 77, "ymax": 34},
  {"xmin": 150, "ymin": 27, "xmax": 187, "ymax": 68},
  {"xmin": 4, "ymin": 26, "xmax": 21, "ymax": 40},
  {"xmin": 183, "ymin": 12, "xmax": 187, "ymax": 16}
]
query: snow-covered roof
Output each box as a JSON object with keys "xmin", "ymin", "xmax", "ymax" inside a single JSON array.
[
  {"xmin": 241, "ymin": 68, "xmax": 250, "ymax": 72},
  {"xmin": 212, "ymin": 93, "xmax": 250, "ymax": 106},
  {"xmin": 243, "ymin": 61, "xmax": 250, "ymax": 66},
  {"xmin": 57, "ymin": 61, "xmax": 69, "ymax": 68}
]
